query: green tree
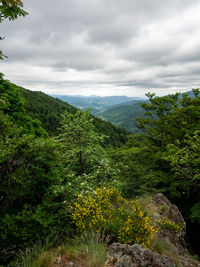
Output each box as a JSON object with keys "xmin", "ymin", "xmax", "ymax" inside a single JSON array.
[
  {"xmin": 111, "ymin": 89, "xmax": 200, "ymax": 203},
  {"xmin": 56, "ymin": 110, "xmax": 105, "ymax": 175},
  {"xmin": 0, "ymin": 119, "xmax": 71, "ymax": 264},
  {"xmin": 164, "ymin": 131, "xmax": 200, "ymax": 198},
  {"xmin": 128, "ymin": 90, "xmax": 200, "ymax": 220},
  {"xmin": 137, "ymin": 90, "xmax": 200, "ymax": 150},
  {"xmin": 0, "ymin": 0, "xmax": 28, "ymax": 59}
]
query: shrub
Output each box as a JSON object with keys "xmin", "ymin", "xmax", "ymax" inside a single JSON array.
[
  {"xmin": 158, "ymin": 218, "xmax": 184, "ymax": 233},
  {"xmin": 71, "ymin": 186, "xmax": 157, "ymax": 248}
]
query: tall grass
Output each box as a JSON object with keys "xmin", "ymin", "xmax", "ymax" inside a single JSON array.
[
  {"xmin": 66, "ymin": 231, "xmax": 110, "ymax": 267},
  {"xmin": 14, "ymin": 231, "xmax": 109, "ymax": 267},
  {"xmin": 13, "ymin": 234, "xmax": 61, "ymax": 267}
]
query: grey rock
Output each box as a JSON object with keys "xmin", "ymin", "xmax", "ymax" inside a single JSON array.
[
  {"xmin": 152, "ymin": 193, "xmax": 187, "ymax": 256},
  {"xmin": 107, "ymin": 243, "xmax": 177, "ymax": 267}
]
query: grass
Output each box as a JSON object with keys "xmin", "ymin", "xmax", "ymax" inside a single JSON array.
[
  {"xmin": 65, "ymin": 231, "xmax": 109, "ymax": 267},
  {"xmin": 151, "ymin": 238, "xmax": 172, "ymax": 255},
  {"xmin": 14, "ymin": 243, "xmax": 52, "ymax": 267},
  {"xmin": 13, "ymin": 234, "xmax": 61, "ymax": 267},
  {"xmin": 14, "ymin": 231, "xmax": 109, "ymax": 267}
]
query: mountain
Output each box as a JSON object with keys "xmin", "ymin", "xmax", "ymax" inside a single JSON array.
[
  {"xmin": 20, "ymin": 88, "xmax": 129, "ymax": 147},
  {"xmin": 51, "ymin": 94, "xmax": 145, "ymax": 114},
  {"xmin": 97, "ymin": 101, "xmax": 147, "ymax": 133}
]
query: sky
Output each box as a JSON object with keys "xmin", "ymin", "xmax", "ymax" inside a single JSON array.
[{"xmin": 1, "ymin": 0, "xmax": 200, "ymax": 97}]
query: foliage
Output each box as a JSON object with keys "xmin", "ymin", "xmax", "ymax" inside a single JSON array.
[
  {"xmin": 190, "ymin": 202, "xmax": 200, "ymax": 224},
  {"xmin": 93, "ymin": 116, "xmax": 128, "ymax": 147},
  {"xmin": 0, "ymin": 118, "xmax": 70, "ymax": 263},
  {"xmin": 56, "ymin": 110, "xmax": 105, "ymax": 175},
  {"xmin": 157, "ymin": 218, "xmax": 184, "ymax": 233},
  {"xmin": 111, "ymin": 90, "xmax": 200, "ymax": 204},
  {"xmin": 108, "ymin": 90, "xmax": 200, "ymax": 252},
  {"xmin": 0, "ymin": 0, "xmax": 28, "ymax": 59},
  {"xmin": 0, "ymin": 75, "xmax": 47, "ymax": 137},
  {"xmin": 108, "ymin": 134, "xmax": 159, "ymax": 198},
  {"xmin": 0, "ymin": 0, "xmax": 27, "ymax": 22},
  {"xmin": 163, "ymin": 131, "xmax": 200, "ymax": 198},
  {"xmin": 71, "ymin": 186, "xmax": 157, "ymax": 248},
  {"xmin": 137, "ymin": 90, "xmax": 200, "ymax": 149},
  {"xmin": 20, "ymin": 87, "xmax": 77, "ymax": 136},
  {"xmin": 117, "ymin": 204, "xmax": 157, "ymax": 248}
]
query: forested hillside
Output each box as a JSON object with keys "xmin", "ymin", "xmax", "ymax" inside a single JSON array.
[
  {"xmin": 20, "ymin": 87, "xmax": 129, "ymax": 147},
  {"xmin": 98, "ymin": 101, "xmax": 145, "ymax": 132}
]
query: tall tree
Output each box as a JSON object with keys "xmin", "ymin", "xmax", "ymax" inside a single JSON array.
[{"xmin": 56, "ymin": 110, "xmax": 105, "ymax": 175}]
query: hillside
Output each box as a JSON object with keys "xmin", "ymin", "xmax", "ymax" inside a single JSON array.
[
  {"xmin": 98, "ymin": 101, "xmax": 146, "ymax": 133},
  {"xmin": 21, "ymin": 88, "xmax": 129, "ymax": 146},
  {"xmin": 21, "ymin": 88, "xmax": 77, "ymax": 136}
]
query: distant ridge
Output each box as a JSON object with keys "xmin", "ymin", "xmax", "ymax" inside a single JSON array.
[{"xmin": 51, "ymin": 94, "xmax": 145, "ymax": 115}]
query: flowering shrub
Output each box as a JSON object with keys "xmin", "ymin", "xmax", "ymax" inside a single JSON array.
[
  {"xmin": 118, "ymin": 203, "xmax": 157, "ymax": 248},
  {"xmin": 158, "ymin": 218, "xmax": 184, "ymax": 233},
  {"xmin": 71, "ymin": 187, "xmax": 157, "ymax": 248}
]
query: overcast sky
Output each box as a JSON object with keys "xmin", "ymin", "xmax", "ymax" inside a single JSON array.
[{"xmin": 1, "ymin": 0, "xmax": 200, "ymax": 97}]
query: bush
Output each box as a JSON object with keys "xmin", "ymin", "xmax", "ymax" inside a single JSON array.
[
  {"xmin": 71, "ymin": 186, "xmax": 157, "ymax": 248},
  {"xmin": 157, "ymin": 218, "xmax": 184, "ymax": 233}
]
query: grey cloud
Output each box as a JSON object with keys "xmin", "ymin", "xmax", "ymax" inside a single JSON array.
[{"xmin": 1, "ymin": 0, "xmax": 200, "ymax": 96}]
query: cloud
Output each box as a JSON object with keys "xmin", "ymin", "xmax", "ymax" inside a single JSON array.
[{"xmin": 1, "ymin": 0, "xmax": 200, "ymax": 96}]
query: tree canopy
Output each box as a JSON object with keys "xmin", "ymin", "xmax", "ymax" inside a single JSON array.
[{"xmin": 56, "ymin": 110, "xmax": 105, "ymax": 175}]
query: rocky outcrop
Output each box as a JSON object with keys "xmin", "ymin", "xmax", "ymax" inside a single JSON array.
[
  {"xmin": 105, "ymin": 193, "xmax": 200, "ymax": 267},
  {"xmin": 106, "ymin": 243, "xmax": 177, "ymax": 267},
  {"xmin": 151, "ymin": 193, "xmax": 187, "ymax": 256}
]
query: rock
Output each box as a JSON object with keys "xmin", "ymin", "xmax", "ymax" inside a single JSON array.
[
  {"xmin": 151, "ymin": 193, "xmax": 187, "ymax": 256},
  {"xmin": 106, "ymin": 243, "xmax": 177, "ymax": 267}
]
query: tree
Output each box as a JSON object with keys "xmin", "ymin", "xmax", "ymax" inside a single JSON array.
[
  {"xmin": 56, "ymin": 110, "xmax": 105, "ymax": 175},
  {"xmin": 130, "ymin": 90, "xmax": 200, "ymax": 219},
  {"xmin": 0, "ymin": 0, "xmax": 28, "ymax": 59},
  {"xmin": 112, "ymin": 89, "xmax": 200, "ymax": 203},
  {"xmin": 137, "ymin": 90, "xmax": 200, "ymax": 150},
  {"xmin": 164, "ymin": 131, "xmax": 200, "ymax": 222}
]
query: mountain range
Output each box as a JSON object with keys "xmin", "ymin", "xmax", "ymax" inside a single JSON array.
[
  {"xmin": 50, "ymin": 95, "xmax": 145, "ymax": 114},
  {"xmin": 51, "ymin": 94, "xmax": 147, "ymax": 132},
  {"xmin": 52, "ymin": 91, "xmax": 194, "ymax": 133}
]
